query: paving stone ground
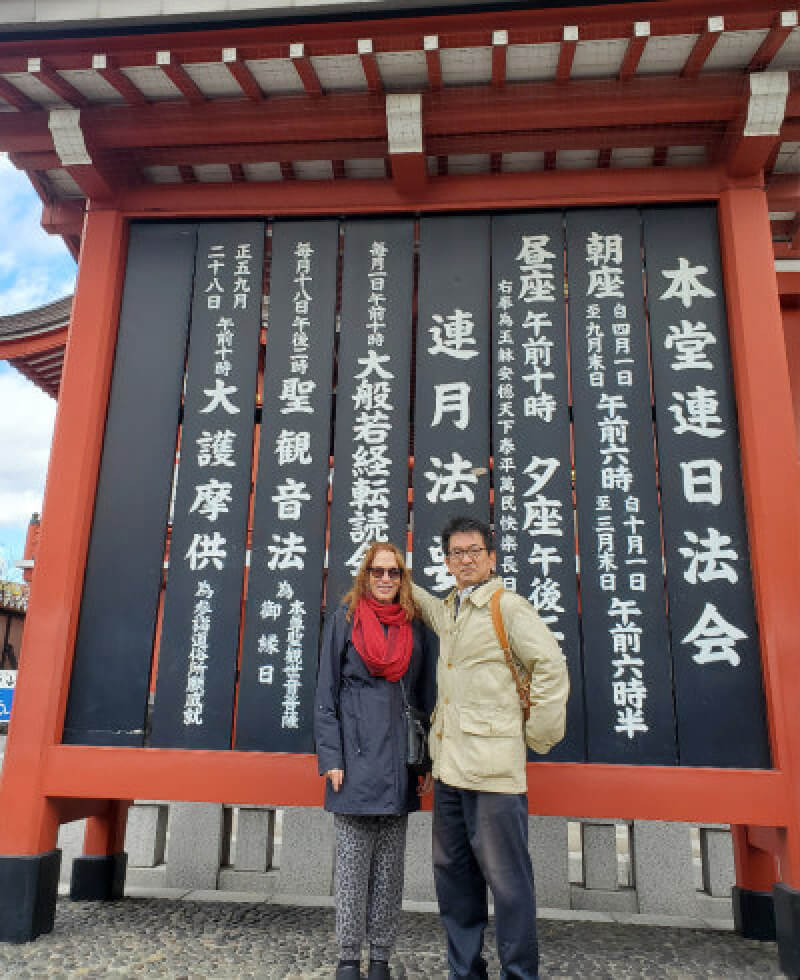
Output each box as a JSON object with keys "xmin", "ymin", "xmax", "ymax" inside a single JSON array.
[{"xmin": 0, "ymin": 898, "xmax": 782, "ymax": 980}]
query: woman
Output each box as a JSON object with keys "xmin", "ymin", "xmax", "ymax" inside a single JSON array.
[{"xmin": 315, "ymin": 542, "xmax": 435, "ymax": 980}]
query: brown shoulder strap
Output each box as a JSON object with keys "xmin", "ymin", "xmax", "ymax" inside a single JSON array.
[{"xmin": 489, "ymin": 589, "xmax": 531, "ymax": 721}]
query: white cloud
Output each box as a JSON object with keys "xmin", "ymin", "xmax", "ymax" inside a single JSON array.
[
  {"xmin": 0, "ymin": 152, "xmax": 76, "ymax": 315},
  {"xmin": 0, "ymin": 366, "xmax": 55, "ymax": 529}
]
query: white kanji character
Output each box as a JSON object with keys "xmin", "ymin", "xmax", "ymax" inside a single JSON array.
[
  {"xmin": 424, "ymin": 452, "xmax": 479, "ymax": 504},
  {"xmin": 185, "ymin": 532, "xmax": 227, "ymax": 571},
  {"xmin": 680, "ymin": 460, "xmax": 723, "ymax": 505},
  {"xmin": 267, "ymin": 532, "xmax": 307, "ymax": 570},
  {"xmin": 679, "ymin": 528, "xmax": 738, "ymax": 585},
  {"xmin": 431, "ymin": 382, "xmax": 471, "ymax": 430},
  {"xmin": 660, "ymin": 257, "xmax": 716, "ymax": 309},
  {"xmin": 428, "ymin": 309, "xmax": 479, "ymax": 359},
  {"xmin": 272, "ymin": 478, "xmax": 311, "ymax": 520},
  {"xmin": 683, "ymin": 602, "xmax": 747, "ymax": 666},
  {"xmin": 196, "ymin": 429, "xmax": 236, "ymax": 467},
  {"xmin": 189, "ymin": 478, "xmax": 233, "ymax": 523},
  {"xmin": 275, "ymin": 430, "xmax": 312, "ymax": 465},
  {"xmin": 669, "ymin": 387, "xmax": 725, "ymax": 438},
  {"xmin": 664, "ymin": 320, "xmax": 716, "ymax": 371},
  {"xmin": 199, "ymin": 379, "xmax": 240, "ymax": 415}
]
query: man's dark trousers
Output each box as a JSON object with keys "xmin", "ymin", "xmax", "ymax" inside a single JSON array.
[{"xmin": 432, "ymin": 780, "xmax": 539, "ymax": 980}]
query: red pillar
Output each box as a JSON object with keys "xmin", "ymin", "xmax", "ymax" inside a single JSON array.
[
  {"xmin": 0, "ymin": 207, "xmax": 127, "ymax": 940},
  {"xmin": 718, "ymin": 187, "xmax": 800, "ymax": 968}
]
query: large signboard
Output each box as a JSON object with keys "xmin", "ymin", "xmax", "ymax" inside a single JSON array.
[
  {"xmin": 66, "ymin": 209, "xmax": 769, "ymax": 769},
  {"xmin": 235, "ymin": 221, "xmax": 339, "ymax": 753},
  {"xmin": 151, "ymin": 223, "xmax": 265, "ymax": 749}
]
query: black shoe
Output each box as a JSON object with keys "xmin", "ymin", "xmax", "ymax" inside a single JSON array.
[
  {"xmin": 335, "ymin": 962, "xmax": 362, "ymax": 980},
  {"xmin": 367, "ymin": 962, "xmax": 391, "ymax": 980}
]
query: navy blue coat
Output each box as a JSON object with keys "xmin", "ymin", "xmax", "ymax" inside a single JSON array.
[{"xmin": 314, "ymin": 605, "xmax": 436, "ymax": 815}]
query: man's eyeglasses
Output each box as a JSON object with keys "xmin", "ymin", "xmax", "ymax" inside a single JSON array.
[
  {"xmin": 447, "ymin": 546, "xmax": 487, "ymax": 561},
  {"xmin": 369, "ymin": 567, "xmax": 402, "ymax": 580}
]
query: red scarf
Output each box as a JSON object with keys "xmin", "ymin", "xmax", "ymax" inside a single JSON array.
[{"xmin": 352, "ymin": 596, "xmax": 413, "ymax": 682}]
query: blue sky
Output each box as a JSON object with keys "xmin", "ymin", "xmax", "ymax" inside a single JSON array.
[{"xmin": 0, "ymin": 153, "xmax": 77, "ymax": 581}]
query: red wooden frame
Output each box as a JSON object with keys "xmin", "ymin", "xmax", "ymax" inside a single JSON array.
[{"xmin": 1, "ymin": 166, "xmax": 799, "ymax": 901}]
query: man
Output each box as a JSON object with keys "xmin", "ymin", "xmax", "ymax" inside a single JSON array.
[{"xmin": 412, "ymin": 515, "xmax": 569, "ymax": 980}]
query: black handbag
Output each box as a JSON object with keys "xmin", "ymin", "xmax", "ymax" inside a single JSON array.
[{"xmin": 400, "ymin": 678, "xmax": 428, "ymax": 768}]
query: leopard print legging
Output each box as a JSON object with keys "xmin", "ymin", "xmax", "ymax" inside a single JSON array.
[{"xmin": 333, "ymin": 813, "xmax": 408, "ymax": 963}]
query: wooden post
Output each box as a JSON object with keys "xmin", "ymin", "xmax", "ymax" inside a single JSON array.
[
  {"xmin": 0, "ymin": 207, "xmax": 127, "ymax": 940},
  {"xmin": 718, "ymin": 187, "xmax": 800, "ymax": 972}
]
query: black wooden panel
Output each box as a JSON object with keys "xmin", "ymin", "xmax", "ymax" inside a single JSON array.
[
  {"xmin": 412, "ymin": 216, "xmax": 491, "ymax": 592},
  {"xmin": 326, "ymin": 219, "xmax": 415, "ymax": 609},
  {"xmin": 566, "ymin": 208, "xmax": 677, "ymax": 764},
  {"xmin": 643, "ymin": 206, "xmax": 770, "ymax": 768},
  {"xmin": 150, "ymin": 223, "xmax": 265, "ymax": 749},
  {"xmin": 63, "ymin": 223, "xmax": 197, "ymax": 746},
  {"xmin": 235, "ymin": 221, "xmax": 339, "ymax": 752},
  {"xmin": 491, "ymin": 212, "xmax": 585, "ymax": 761}
]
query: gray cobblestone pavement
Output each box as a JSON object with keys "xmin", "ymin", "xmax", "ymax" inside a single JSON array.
[{"xmin": 0, "ymin": 896, "xmax": 781, "ymax": 980}]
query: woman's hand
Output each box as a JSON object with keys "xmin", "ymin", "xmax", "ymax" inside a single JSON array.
[
  {"xmin": 326, "ymin": 768, "xmax": 344, "ymax": 792},
  {"xmin": 417, "ymin": 772, "xmax": 434, "ymax": 796}
]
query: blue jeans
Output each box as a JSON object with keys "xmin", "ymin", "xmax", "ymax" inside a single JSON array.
[{"xmin": 432, "ymin": 781, "xmax": 539, "ymax": 980}]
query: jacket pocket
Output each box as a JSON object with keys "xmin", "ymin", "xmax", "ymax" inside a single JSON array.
[{"xmin": 458, "ymin": 702, "xmax": 523, "ymax": 781}]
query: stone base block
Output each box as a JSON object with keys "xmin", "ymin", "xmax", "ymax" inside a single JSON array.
[
  {"xmin": 124, "ymin": 804, "xmax": 167, "ymax": 868},
  {"xmin": 275, "ymin": 807, "xmax": 334, "ymax": 896},
  {"xmin": 70, "ymin": 852, "xmax": 127, "ymax": 901},
  {"xmin": 0, "ymin": 850, "xmax": 61, "ymax": 942},
  {"xmin": 632, "ymin": 821, "xmax": 694, "ymax": 915},
  {"xmin": 165, "ymin": 803, "xmax": 223, "ymax": 890},
  {"xmin": 403, "ymin": 811, "xmax": 435, "ymax": 902},
  {"xmin": 218, "ymin": 868, "xmax": 279, "ymax": 893},
  {"xmin": 529, "ymin": 816, "xmax": 569, "ymax": 909},
  {"xmin": 774, "ymin": 883, "xmax": 800, "ymax": 978},
  {"xmin": 732, "ymin": 885, "xmax": 775, "ymax": 941},
  {"xmin": 234, "ymin": 808, "xmax": 275, "ymax": 873},
  {"xmin": 699, "ymin": 828, "xmax": 734, "ymax": 898},
  {"xmin": 56, "ymin": 820, "xmax": 85, "ymax": 883},
  {"xmin": 125, "ymin": 865, "xmax": 167, "ymax": 889},
  {"xmin": 695, "ymin": 892, "xmax": 733, "ymax": 922},
  {"xmin": 570, "ymin": 884, "xmax": 638, "ymax": 915}
]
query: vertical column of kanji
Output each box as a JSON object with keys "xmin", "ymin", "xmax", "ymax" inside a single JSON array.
[
  {"xmin": 643, "ymin": 206, "xmax": 769, "ymax": 768},
  {"xmin": 413, "ymin": 217, "xmax": 491, "ymax": 591},
  {"xmin": 236, "ymin": 221, "xmax": 339, "ymax": 752},
  {"xmin": 566, "ymin": 209, "xmax": 676, "ymax": 765},
  {"xmin": 150, "ymin": 223, "xmax": 265, "ymax": 749},
  {"xmin": 326, "ymin": 220, "xmax": 414, "ymax": 608},
  {"xmin": 491, "ymin": 213, "xmax": 584, "ymax": 761}
]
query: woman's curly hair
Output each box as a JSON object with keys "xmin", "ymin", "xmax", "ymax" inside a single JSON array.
[{"xmin": 340, "ymin": 541, "xmax": 417, "ymax": 622}]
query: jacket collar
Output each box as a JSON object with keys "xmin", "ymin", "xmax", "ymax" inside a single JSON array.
[{"xmin": 445, "ymin": 576, "xmax": 503, "ymax": 609}]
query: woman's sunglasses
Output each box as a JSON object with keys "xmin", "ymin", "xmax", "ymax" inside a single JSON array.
[{"xmin": 368, "ymin": 567, "xmax": 402, "ymax": 580}]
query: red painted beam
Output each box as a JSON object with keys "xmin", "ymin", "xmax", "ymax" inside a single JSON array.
[
  {"xmin": 115, "ymin": 166, "xmax": 760, "ymax": 218},
  {"xmin": 94, "ymin": 56, "xmax": 148, "ymax": 107},
  {"xmin": 618, "ymin": 26, "xmax": 649, "ymax": 82},
  {"xmin": 28, "ymin": 58, "xmax": 89, "ymax": 108},
  {"xmin": 38, "ymin": 745, "xmax": 792, "ymax": 825},
  {"xmin": 768, "ymin": 174, "xmax": 800, "ymax": 212},
  {"xmin": 681, "ymin": 17, "xmax": 724, "ymax": 79},
  {"xmin": 0, "ymin": 328, "xmax": 68, "ymax": 362},
  {"xmin": 748, "ymin": 13, "xmax": 795, "ymax": 73},
  {"xmin": 9, "ymin": 74, "xmax": 744, "ymax": 156},
  {"xmin": 357, "ymin": 40, "xmax": 383, "ymax": 95},
  {"xmin": 157, "ymin": 53, "xmax": 207, "ymax": 105},
  {"xmin": 556, "ymin": 28, "xmax": 578, "ymax": 84},
  {"xmin": 223, "ymin": 52, "xmax": 264, "ymax": 102},
  {"xmin": 290, "ymin": 43, "xmax": 323, "ymax": 96},
  {"xmin": 424, "ymin": 36, "xmax": 442, "ymax": 90},
  {"xmin": 491, "ymin": 30, "xmax": 508, "ymax": 88},
  {"xmin": 0, "ymin": 75, "xmax": 36, "ymax": 111}
]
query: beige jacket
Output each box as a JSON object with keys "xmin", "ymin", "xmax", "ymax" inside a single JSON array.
[{"xmin": 413, "ymin": 577, "xmax": 569, "ymax": 794}]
